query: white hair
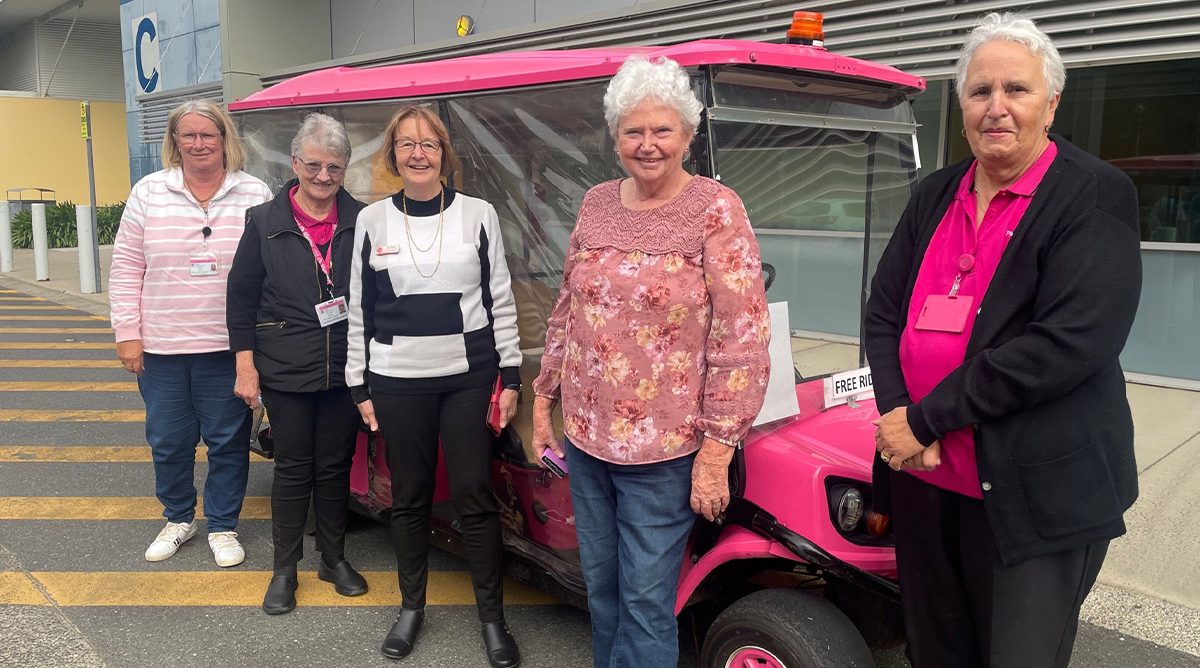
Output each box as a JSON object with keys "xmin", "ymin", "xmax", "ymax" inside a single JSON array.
[
  {"xmin": 290, "ymin": 112, "xmax": 351, "ymax": 162},
  {"xmin": 602, "ymin": 55, "xmax": 703, "ymax": 137},
  {"xmin": 954, "ymin": 12, "xmax": 1066, "ymax": 100}
]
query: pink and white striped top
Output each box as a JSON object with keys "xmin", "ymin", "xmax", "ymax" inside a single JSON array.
[{"xmin": 109, "ymin": 167, "xmax": 271, "ymax": 354}]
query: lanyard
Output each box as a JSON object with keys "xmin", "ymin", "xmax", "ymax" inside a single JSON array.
[
  {"xmin": 294, "ymin": 218, "xmax": 336, "ymax": 289},
  {"xmin": 948, "ymin": 253, "xmax": 975, "ymax": 297}
]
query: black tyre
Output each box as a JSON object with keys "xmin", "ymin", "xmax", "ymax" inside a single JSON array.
[{"xmin": 701, "ymin": 588, "xmax": 875, "ymax": 668}]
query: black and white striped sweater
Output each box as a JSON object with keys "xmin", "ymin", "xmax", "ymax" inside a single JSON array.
[{"xmin": 346, "ymin": 188, "xmax": 521, "ymax": 400}]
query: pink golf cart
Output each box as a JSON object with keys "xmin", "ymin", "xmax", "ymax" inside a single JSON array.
[{"xmin": 232, "ymin": 15, "xmax": 925, "ymax": 666}]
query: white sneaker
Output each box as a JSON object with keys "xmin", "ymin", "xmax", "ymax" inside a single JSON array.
[
  {"xmin": 144, "ymin": 521, "xmax": 197, "ymax": 562},
  {"xmin": 208, "ymin": 531, "xmax": 245, "ymax": 568}
]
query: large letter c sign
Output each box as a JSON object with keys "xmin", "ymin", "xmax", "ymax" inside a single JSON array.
[{"xmin": 133, "ymin": 14, "xmax": 160, "ymax": 94}]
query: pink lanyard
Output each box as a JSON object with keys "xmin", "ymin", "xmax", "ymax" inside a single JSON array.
[{"xmin": 294, "ymin": 218, "xmax": 336, "ymax": 289}]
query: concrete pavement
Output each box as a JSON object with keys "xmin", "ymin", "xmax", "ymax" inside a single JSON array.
[{"xmin": 2, "ymin": 244, "xmax": 1198, "ymax": 662}]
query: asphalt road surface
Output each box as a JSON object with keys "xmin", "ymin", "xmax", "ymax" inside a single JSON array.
[{"xmin": 1, "ymin": 283, "xmax": 1197, "ymax": 668}]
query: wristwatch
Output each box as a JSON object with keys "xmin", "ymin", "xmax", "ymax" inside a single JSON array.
[{"xmin": 503, "ymin": 383, "xmax": 522, "ymax": 391}]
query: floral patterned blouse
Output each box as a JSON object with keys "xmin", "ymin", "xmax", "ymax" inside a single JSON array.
[{"xmin": 532, "ymin": 176, "xmax": 771, "ymax": 465}]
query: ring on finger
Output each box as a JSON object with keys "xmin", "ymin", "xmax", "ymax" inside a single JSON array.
[{"xmin": 879, "ymin": 450, "xmax": 890, "ymax": 462}]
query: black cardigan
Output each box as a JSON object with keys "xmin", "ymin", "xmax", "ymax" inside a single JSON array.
[
  {"xmin": 864, "ymin": 136, "xmax": 1143, "ymax": 564},
  {"xmin": 227, "ymin": 181, "xmax": 366, "ymax": 393}
]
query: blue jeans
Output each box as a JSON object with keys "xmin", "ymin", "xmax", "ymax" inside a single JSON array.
[
  {"xmin": 565, "ymin": 439, "xmax": 696, "ymax": 668},
  {"xmin": 138, "ymin": 352, "xmax": 250, "ymax": 532}
]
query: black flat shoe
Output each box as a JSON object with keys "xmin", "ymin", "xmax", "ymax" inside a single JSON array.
[
  {"xmin": 482, "ymin": 620, "xmax": 521, "ymax": 668},
  {"xmin": 318, "ymin": 559, "xmax": 368, "ymax": 596},
  {"xmin": 381, "ymin": 608, "xmax": 424, "ymax": 660},
  {"xmin": 262, "ymin": 573, "xmax": 297, "ymax": 615}
]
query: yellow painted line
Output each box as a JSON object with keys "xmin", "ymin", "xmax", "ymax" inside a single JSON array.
[
  {"xmin": 0, "ymin": 289, "xmax": 22, "ymax": 294},
  {"xmin": 0, "ymin": 381, "xmax": 137, "ymax": 392},
  {"xmin": 0, "ymin": 572, "xmax": 49, "ymax": 605},
  {"xmin": 0, "ymin": 360, "xmax": 120, "ymax": 368},
  {"xmin": 0, "ymin": 305, "xmax": 80, "ymax": 310},
  {"xmin": 0, "ymin": 315, "xmax": 108, "ymax": 321},
  {"xmin": 0, "ymin": 446, "xmax": 269, "ymax": 463},
  {"xmin": 21, "ymin": 571, "xmax": 557, "ymax": 607},
  {"xmin": 0, "ymin": 496, "xmax": 273, "ymax": 520},
  {"xmin": 0, "ymin": 327, "xmax": 113, "ymax": 334},
  {"xmin": 0, "ymin": 342, "xmax": 112, "ymax": 349},
  {"xmin": 0, "ymin": 296, "xmax": 47, "ymax": 301},
  {"xmin": 0, "ymin": 409, "xmax": 144, "ymax": 421}
]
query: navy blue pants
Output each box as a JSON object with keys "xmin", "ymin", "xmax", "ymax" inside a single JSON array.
[{"xmin": 138, "ymin": 352, "xmax": 250, "ymax": 532}]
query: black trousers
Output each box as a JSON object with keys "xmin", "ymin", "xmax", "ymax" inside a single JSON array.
[
  {"xmin": 260, "ymin": 386, "xmax": 360, "ymax": 571},
  {"xmin": 372, "ymin": 383, "xmax": 504, "ymax": 623},
  {"xmin": 889, "ymin": 470, "xmax": 1108, "ymax": 668}
]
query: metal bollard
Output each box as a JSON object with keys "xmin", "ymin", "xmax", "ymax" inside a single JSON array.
[
  {"xmin": 31, "ymin": 203, "xmax": 49, "ymax": 281},
  {"xmin": 0, "ymin": 201, "xmax": 12, "ymax": 272},
  {"xmin": 76, "ymin": 204, "xmax": 99, "ymax": 293}
]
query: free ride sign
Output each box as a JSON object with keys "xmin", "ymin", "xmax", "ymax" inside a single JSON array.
[{"xmin": 823, "ymin": 366, "xmax": 874, "ymax": 409}]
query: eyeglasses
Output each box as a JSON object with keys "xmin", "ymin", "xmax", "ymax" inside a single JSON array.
[
  {"xmin": 294, "ymin": 157, "xmax": 346, "ymax": 177},
  {"xmin": 394, "ymin": 139, "xmax": 442, "ymax": 154},
  {"xmin": 175, "ymin": 132, "xmax": 223, "ymax": 145}
]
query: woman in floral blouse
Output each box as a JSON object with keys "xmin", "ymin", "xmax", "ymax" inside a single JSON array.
[{"xmin": 531, "ymin": 55, "xmax": 771, "ymax": 667}]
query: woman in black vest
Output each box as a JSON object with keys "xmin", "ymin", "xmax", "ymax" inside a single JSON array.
[{"xmin": 227, "ymin": 113, "xmax": 368, "ymax": 614}]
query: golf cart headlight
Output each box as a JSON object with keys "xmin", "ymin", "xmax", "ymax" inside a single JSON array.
[{"xmin": 835, "ymin": 488, "xmax": 864, "ymax": 531}]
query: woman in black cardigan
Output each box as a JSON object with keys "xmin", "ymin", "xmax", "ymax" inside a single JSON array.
[
  {"xmin": 864, "ymin": 13, "xmax": 1141, "ymax": 668},
  {"xmin": 227, "ymin": 113, "xmax": 368, "ymax": 614}
]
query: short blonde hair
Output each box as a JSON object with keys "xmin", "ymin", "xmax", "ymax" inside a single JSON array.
[
  {"xmin": 161, "ymin": 99, "xmax": 248, "ymax": 172},
  {"xmin": 379, "ymin": 105, "xmax": 461, "ymax": 183}
]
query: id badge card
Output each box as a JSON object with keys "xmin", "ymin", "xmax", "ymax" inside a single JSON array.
[
  {"xmin": 915, "ymin": 294, "xmax": 974, "ymax": 333},
  {"xmin": 189, "ymin": 255, "xmax": 219, "ymax": 277},
  {"xmin": 315, "ymin": 296, "xmax": 349, "ymax": 327}
]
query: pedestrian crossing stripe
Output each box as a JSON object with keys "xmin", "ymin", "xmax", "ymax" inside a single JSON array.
[
  {"xmin": 0, "ymin": 496, "xmax": 273, "ymax": 520},
  {"xmin": 0, "ymin": 328, "xmax": 114, "ymax": 334},
  {"xmin": 0, "ymin": 342, "xmax": 113, "ymax": 349},
  {"xmin": 0, "ymin": 571, "xmax": 558, "ymax": 607},
  {"xmin": 0, "ymin": 409, "xmax": 145, "ymax": 421},
  {"xmin": 0, "ymin": 572, "xmax": 48, "ymax": 605},
  {"xmin": 0, "ymin": 315, "xmax": 109, "ymax": 321},
  {"xmin": 0, "ymin": 382, "xmax": 137, "ymax": 391},
  {"xmin": 0, "ymin": 446, "xmax": 271, "ymax": 462},
  {"xmin": 0, "ymin": 360, "xmax": 121, "ymax": 368}
]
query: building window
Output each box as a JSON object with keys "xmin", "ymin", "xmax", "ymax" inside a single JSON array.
[{"xmin": 911, "ymin": 80, "xmax": 947, "ymax": 181}]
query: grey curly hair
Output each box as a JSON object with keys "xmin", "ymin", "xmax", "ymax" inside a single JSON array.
[{"xmin": 602, "ymin": 55, "xmax": 703, "ymax": 138}]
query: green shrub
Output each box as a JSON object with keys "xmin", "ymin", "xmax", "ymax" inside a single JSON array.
[
  {"xmin": 8, "ymin": 201, "xmax": 126, "ymax": 248},
  {"xmin": 97, "ymin": 202, "xmax": 125, "ymax": 245}
]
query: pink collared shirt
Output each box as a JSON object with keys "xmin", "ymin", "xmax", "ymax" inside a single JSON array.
[
  {"xmin": 289, "ymin": 185, "xmax": 338, "ymax": 245},
  {"xmin": 898, "ymin": 142, "xmax": 1058, "ymax": 498}
]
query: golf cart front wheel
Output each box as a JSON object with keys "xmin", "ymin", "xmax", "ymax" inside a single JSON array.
[{"xmin": 701, "ymin": 588, "xmax": 874, "ymax": 668}]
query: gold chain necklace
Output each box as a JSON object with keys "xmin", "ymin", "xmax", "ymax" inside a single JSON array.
[
  {"xmin": 402, "ymin": 189, "xmax": 444, "ymax": 278},
  {"xmin": 184, "ymin": 171, "xmax": 223, "ymax": 207}
]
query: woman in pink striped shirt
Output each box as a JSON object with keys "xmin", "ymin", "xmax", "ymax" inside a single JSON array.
[{"xmin": 109, "ymin": 100, "xmax": 271, "ymax": 568}]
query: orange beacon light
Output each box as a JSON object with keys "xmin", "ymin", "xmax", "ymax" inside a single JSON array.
[{"xmin": 786, "ymin": 11, "xmax": 825, "ymax": 47}]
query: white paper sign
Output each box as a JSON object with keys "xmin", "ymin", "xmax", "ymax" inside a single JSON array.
[
  {"xmin": 753, "ymin": 302, "xmax": 801, "ymax": 426},
  {"xmin": 823, "ymin": 366, "xmax": 875, "ymax": 409}
]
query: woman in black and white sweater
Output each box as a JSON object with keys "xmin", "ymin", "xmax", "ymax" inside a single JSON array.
[{"xmin": 345, "ymin": 105, "xmax": 522, "ymax": 668}]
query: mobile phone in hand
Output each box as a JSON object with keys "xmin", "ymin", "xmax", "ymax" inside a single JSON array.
[{"xmin": 541, "ymin": 448, "xmax": 568, "ymax": 478}]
